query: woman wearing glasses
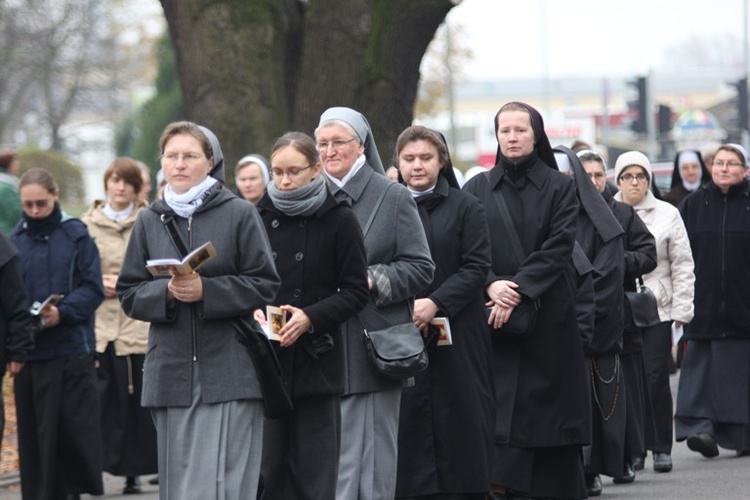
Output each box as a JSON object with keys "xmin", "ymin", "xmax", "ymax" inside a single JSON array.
[
  {"xmin": 675, "ymin": 143, "xmax": 750, "ymax": 458},
  {"xmin": 614, "ymin": 151, "xmax": 695, "ymax": 474},
  {"xmin": 315, "ymin": 107, "xmax": 434, "ymax": 500},
  {"xmin": 11, "ymin": 168, "xmax": 106, "ymax": 500},
  {"xmin": 116, "ymin": 122, "xmax": 281, "ymax": 499},
  {"xmin": 255, "ymin": 132, "xmax": 369, "ymax": 500}
]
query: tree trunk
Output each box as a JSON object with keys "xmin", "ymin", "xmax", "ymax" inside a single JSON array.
[{"xmin": 159, "ymin": 0, "xmax": 454, "ymax": 179}]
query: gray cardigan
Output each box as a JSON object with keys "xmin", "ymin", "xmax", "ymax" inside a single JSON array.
[
  {"xmin": 329, "ymin": 165, "xmax": 435, "ymax": 394},
  {"xmin": 116, "ymin": 185, "xmax": 281, "ymax": 407}
]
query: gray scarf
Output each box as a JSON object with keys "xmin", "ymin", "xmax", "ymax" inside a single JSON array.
[{"xmin": 267, "ymin": 175, "xmax": 327, "ymax": 217}]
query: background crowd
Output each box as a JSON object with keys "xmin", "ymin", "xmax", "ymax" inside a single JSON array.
[{"xmin": 0, "ymin": 100, "xmax": 748, "ymax": 500}]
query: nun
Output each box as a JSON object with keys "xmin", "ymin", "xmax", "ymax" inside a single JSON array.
[
  {"xmin": 315, "ymin": 107, "xmax": 435, "ymax": 500},
  {"xmin": 235, "ymin": 154, "xmax": 270, "ymax": 205},
  {"xmin": 663, "ymin": 150, "xmax": 711, "ymax": 207}
]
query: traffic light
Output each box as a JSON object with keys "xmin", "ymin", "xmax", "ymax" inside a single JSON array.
[
  {"xmin": 658, "ymin": 104, "xmax": 673, "ymax": 134},
  {"xmin": 627, "ymin": 76, "xmax": 648, "ymax": 134},
  {"xmin": 729, "ymin": 77, "xmax": 749, "ymax": 132}
]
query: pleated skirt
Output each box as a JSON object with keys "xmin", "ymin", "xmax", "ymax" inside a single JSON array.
[{"xmin": 152, "ymin": 364, "xmax": 264, "ymax": 500}]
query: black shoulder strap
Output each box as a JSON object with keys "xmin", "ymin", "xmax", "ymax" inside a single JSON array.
[
  {"xmin": 361, "ymin": 183, "xmax": 393, "ymax": 237},
  {"xmin": 160, "ymin": 214, "xmax": 189, "ymax": 258},
  {"xmin": 485, "ymin": 172, "xmax": 525, "ymax": 265}
]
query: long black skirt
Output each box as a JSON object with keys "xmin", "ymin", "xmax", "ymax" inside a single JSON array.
[
  {"xmin": 14, "ymin": 354, "xmax": 104, "ymax": 500},
  {"xmin": 675, "ymin": 338, "xmax": 750, "ymax": 451},
  {"xmin": 621, "ymin": 351, "xmax": 656, "ymax": 464},
  {"xmin": 492, "ymin": 443, "xmax": 587, "ymax": 499},
  {"xmin": 97, "ymin": 343, "xmax": 158, "ymax": 476},
  {"xmin": 584, "ymin": 354, "xmax": 626, "ymax": 478}
]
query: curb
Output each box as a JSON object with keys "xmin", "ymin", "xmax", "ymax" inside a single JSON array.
[{"xmin": 0, "ymin": 472, "xmax": 19, "ymax": 488}]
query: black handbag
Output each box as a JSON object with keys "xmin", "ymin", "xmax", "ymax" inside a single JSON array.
[
  {"xmin": 231, "ymin": 316, "xmax": 293, "ymax": 419},
  {"xmin": 160, "ymin": 215, "xmax": 293, "ymax": 419},
  {"xmin": 484, "ymin": 173, "xmax": 540, "ymax": 338},
  {"xmin": 624, "ymin": 276, "xmax": 660, "ymax": 329},
  {"xmin": 362, "ymin": 321, "xmax": 429, "ymax": 380}
]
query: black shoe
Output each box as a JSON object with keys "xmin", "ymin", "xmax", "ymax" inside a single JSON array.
[
  {"xmin": 687, "ymin": 432, "xmax": 719, "ymax": 458},
  {"xmin": 653, "ymin": 452, "xmax": 673, "ymax": 472},
  {"xmin": 64, "ymin": 495, "xmax": 80, "ymax": 500},
  {"xmin": 585, "ymin": 474, "xmax": 602, "ymax": 497},
  {"xmin": 736, "ymin": 449, "xmax": 750, "ymax": 457},
  {"xmin": 613, "ymin": 463, "xmax": 636, "ymax": 484},
  {"xmin": 148, "ymin": 475, "xmax": 159, "ymax": 485},
  {"xmin": 123, "ymin": 476, "xmax": 142, "ymax": 494},
  {"xmin": 633, "ymin": 455, "xmax": 645, "ymax": 471}
]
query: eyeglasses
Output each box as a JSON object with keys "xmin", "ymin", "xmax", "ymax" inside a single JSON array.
[
  {"xmin": 712, "ymin": 160, "xmax": 745, "ymax": 169},
  {"xmin": 316, "ymin": 138, "xmax": 357, "ymax": 152},
  {"xmin": 160, "ymin": 152, "xmax": 206, "ymax": 165},
  {"xmin": 22, "ymin": 199, "xmax": 51, "ymax": 209},
  {"xmin": 619, "ymin": 173, "xmax": 648, "ymax": 182},
  {"xmin": 271, "ymin": 165, "xmax": 313, "ymax": 179}
]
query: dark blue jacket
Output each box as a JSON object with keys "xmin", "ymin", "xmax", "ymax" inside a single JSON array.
[{"xmin": 11, "ymin": 206, "xmax": 104, "ymax": 361}]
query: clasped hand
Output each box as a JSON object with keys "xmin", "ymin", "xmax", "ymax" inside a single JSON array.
[
  {"xmin": 167, "ymin": 272, "xmax": 203, "ymax": 303},
  {"xmin": 486, "ymin": 279, "xmax": 521, "ymax": 329}
]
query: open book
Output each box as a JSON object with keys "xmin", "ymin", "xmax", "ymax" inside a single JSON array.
[
  {"xmin": 146, "ymin": 241, "xmax": 216, "ymax": 277},
  {"xmin": 261, "ymin": 305, "xmax": 287, "ymax": 341}
]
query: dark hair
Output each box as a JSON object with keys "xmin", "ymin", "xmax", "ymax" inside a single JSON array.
[
  {"xmin": 103, "ymin": 157, "xmax": 144, "ymax": 195},
  {"xmin": 19, "ymin": 168, "xmax": 58, "ymax": 193},
  {"xmin": 393, "ymin": 125, "xmax": 449, "ymax": 170},
  {"xmin": 158, "ymin": 121, "xmax": 213, "ymax": 160},
  {"xmin": 0, "ymin": 150, "xmax": 17, "ymax": 170},
  {"xmin": 270, "ymin": 132, "xmax": 319, "ymax": 166}
]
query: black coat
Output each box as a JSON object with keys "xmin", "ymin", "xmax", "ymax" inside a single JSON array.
[
  {"xmin": 0, "ymin": 234, "xmax": 35, "ymax": 370},
  {"xmin": 606, "ymin": 195, "xmax": 657, "ymax": 353},
  {"xmin": 396, "ymin": 176, "xmax": 494, "ymax": 496},
  {"xmin": 257, "ymin": 192, "xmax": 369, "ymax": 397},
  {"xmin": 463, "ymin": 156, "xmax": 590, "ymax": 448},
  {"xmin": 679, "ymin": 179, "xmax": 750, "ymax": 340}
]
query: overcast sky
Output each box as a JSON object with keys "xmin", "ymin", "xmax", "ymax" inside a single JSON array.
[{"xmin": 447, "ymin": 0, "xmax": 749, "ymax": 81}]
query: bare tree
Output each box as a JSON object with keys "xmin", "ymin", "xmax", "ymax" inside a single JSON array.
[{"xmin": 159, "ymin": 0, "xmax": 458, "ymax": 170}]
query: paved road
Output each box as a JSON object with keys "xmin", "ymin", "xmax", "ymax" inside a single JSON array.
[{"xmin": 1, "ymin": 373, "xmax": 748, "ymax": 499}]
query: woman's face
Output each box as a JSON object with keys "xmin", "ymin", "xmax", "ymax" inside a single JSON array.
[
  {"xmin": 236, "ymin": 162, "xmax": 267, "ymax": 203},
  {"xmin": 582, "ymin": 160, "xmax": 607, "ymax": 193},
  {"xmin": 106, "ymin": 173, "xmax": 138, "ymax": 211},
  {"xmin": 679, "ymin": 161, "xmax": 702, "ymax": 184},
  {"xmin": 271, "ymin": 146, "xmax": 321, "ymax": 192},
  {"xmin": 20, "ymin": 183, "xmax": 58, "ymax": 220},
  {"xmin": 496, "ymin": 110, "xmax": 535, "ymax": 161},
  {"xmin": 617, "ymin": 165, "xmax": 650, "ymax": 206},
  {"xmin": 317, "ymin": 124, "xmax": 365, "ymax": 180},
  {"xmin": 161, "ymin": 133, "xmax": 212, "ymax": 194},
  {"xmin": 711, "ymin": 149, "xmax": 747, "ymax": 192},
  {"xmin": 397, "ymin": 139, "xmax": 443, "ymax": 192}
]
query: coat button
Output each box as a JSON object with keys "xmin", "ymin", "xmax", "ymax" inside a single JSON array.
[
  {"xmin": 299, "ymin": 220, "xmax": 307, "ymax": 227},
  {"xmin": 271, "ymin": 219, "xmax": 280, "ymax": 228},
  {"xmin": 293, "ymin": 288, "xmax": 301, "ymax": 297},
  {"xmin": 295, "ymin": 252, "xmax": 304, "ymax": 261},
  {"xmin": 272, "ymin": 251, "xmax": 278, "ymax": 260}
]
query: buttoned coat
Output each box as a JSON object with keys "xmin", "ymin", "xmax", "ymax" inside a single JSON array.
[
  {"xmin": 257, "ymin": 192, "xmax": 369, "ymax": 397},
  {"xmin": 327, "ymin": 165, "xmax": 435, "ymax": 395},
  {"xmin": 463, "ymin": 157, "xmax": 591, "ymax": 448},
  {"xmin": 116, "ymin": 185, "xmax": 281, "ymax": 407}
]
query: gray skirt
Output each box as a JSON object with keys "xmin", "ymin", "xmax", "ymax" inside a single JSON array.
[
  {"xmin": 152, "ymin": 364, "xmax": 264, "ymax": 500},
  {"xmin": 675, "ymin": 338, "xmax": 750, "ymax": 450}
]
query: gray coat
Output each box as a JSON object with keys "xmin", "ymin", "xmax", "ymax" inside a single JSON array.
[
  {"xmin": 116, "ymin": 185, "xmax": 281, "ymax": 407},
  {"xmin": 328, "ymin": 165, "xmax": 435, "ymax": 394}
]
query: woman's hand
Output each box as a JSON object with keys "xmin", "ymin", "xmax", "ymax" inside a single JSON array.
[
  {"xmin": 7, "ymin": 361, "xmax": 24, "ymax": 376},
  {"xmin": 486, "ymin": 279, "xmax": 521, "ymax": 308},
  {"xmin": 102, "ymin": 273, "xmax": 118, "ymax": 299},
  {"xmin": 254, "ymin": 309, "xmax": 266, "ymax": 323},
  {"xmin": 413, "ymin": 298, "xmax": 439, "ymax": 334},
  {"xmin": 41, "ymin": 305, "xmax": 60, "ymax": 328},
  {"xmin": 485, "ymin": 301, "xmax": 515, "ymax": 329},
  {"xmin": 277, "ymin": 305, "xmax": 312, "ymax": 348},
  {"xmin": 168, "ymin": 272, "xmax": 203, "ymax": 303}
]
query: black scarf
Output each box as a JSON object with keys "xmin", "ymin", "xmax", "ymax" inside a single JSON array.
[{"xmin": 23, "ymin": 203, "xmax": 62, "ymax": 238}]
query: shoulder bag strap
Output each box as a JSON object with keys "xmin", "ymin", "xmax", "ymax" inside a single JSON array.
[
  {"xmin": 485, "ymin": 172, "xmax": 525, "ymax": 266},
  {"xmin": 361, "ymin": 183, "xmax": 393, "ymax": 237},
  {"xmin": 160, "ymin": 214, "xmax": 189, "ymax": 258}
]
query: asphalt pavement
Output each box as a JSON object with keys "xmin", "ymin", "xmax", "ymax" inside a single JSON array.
[{"xmin": 0, "ymin": 373, "xmax": 747, "ymax": 499}]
